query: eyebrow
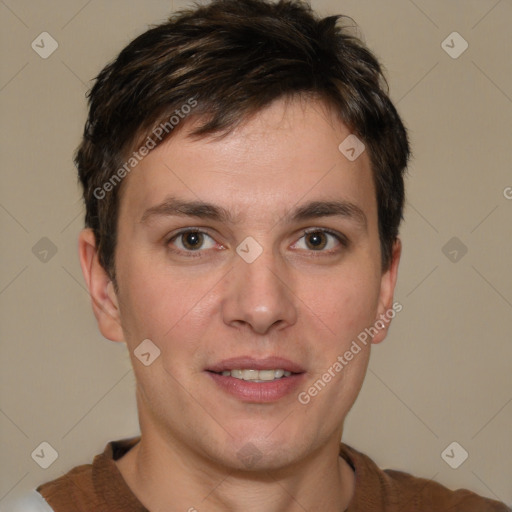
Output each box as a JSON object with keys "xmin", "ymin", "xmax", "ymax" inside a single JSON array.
[{"xmin": 140, "ymin": 196, "xmax": 367, "ymax": 231}]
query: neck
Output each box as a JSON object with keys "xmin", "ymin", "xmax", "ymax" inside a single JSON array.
[{"xmin": 116, "ymin": 427, "xmax": 355, "ymax": 512}]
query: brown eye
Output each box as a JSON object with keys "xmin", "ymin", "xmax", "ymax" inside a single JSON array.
[
  {"xmin": 168, "ymin": 230, "xmax": 217, "ymax": 254},
  {"xmin": 305, "ymin": 231, "xmax": 328, "ymax": 250},
  {"xmin": 181, "ymin": 231, "xmax": 204, "ymax": 250},
  {"xmin": 292, "ymin": 229, "xmax": 346, "ymax": 254}
]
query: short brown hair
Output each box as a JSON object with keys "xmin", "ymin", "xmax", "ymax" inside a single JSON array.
[{"xmin": 76, "ymin": 0, "xmax": 410, "ymax": 284}]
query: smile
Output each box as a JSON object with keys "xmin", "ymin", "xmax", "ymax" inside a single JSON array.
[{"xmin": 219, "ymin": 369, "xmax": 292, "ymax": 382}]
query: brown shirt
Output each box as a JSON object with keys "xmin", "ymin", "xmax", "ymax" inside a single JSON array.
[{"xmin": 36, "ymin": 436, "xmax": 510, "ymax": 512}]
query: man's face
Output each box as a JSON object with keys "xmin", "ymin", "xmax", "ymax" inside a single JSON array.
[{"xmin": 107, "ymin": 98, "xmax": 399, "ymax": 470}]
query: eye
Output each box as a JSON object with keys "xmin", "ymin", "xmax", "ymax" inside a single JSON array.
[
  {"xmin": 168, "ymin": 229, "xmax": 218, "ymax": 254},
  {"xmin": 292, "ymin": 229, "xmax": 347, "ymax": 253}
]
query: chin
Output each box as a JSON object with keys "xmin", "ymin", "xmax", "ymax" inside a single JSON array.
[{"xmin": 215, "ymin": 430, "xmax": 311, "ymax": 472}]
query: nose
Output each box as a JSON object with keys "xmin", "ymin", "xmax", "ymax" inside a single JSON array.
[{"xmin": 221, "ymin": 248, "xmax": 298, "ymax": 335}]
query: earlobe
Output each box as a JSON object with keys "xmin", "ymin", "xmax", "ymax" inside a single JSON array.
[
  {"xmin": 371, "ymin": 238, "xmax": 402, "ymax": 345},
  {"xmin": 78, "ymin": 228, "xmax": 125, "ymax": 343}
]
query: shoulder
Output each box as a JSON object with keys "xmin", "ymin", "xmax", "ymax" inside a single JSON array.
[
  {"xmin": 2, "ymin": 490, "xmax": 54, "ymax": 512},
  {"xmin": 340, "ymin": 442, "xmax": 511, "ymax": 512},
  {"xmin": 34, "ymin": 460, "xmax": 96, "ymax": 512},
  {"xmin": 32, "ymin": 437, "xmax": 141, "ymax": 512},
  {"xmin": 382, "ymin": 467, "xmax": 510, "ymax": 511},
  {"xmin": 1, "ymin": 464, "xmax": 95, "ymax": 512}
]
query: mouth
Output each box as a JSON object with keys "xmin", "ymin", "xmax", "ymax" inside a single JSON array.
[
  {"xmin": 206, "ymin": 356, "xmax": 305, "ymax": 378},
  {"xmin": 205, "ymin": 356, "xmax": 306, "ymax": 402},
  {"xmin": 214, "ymin": 368, "xmax": 293, "ymax": 382}
]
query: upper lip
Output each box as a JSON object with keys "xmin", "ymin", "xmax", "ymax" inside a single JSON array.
[{"xmin": 206, "ymin": 356, "xmax": 306, "ymax": 373}]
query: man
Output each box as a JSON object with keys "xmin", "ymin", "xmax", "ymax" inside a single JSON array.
[{"xmin": 15, "ymin": 0, "xmax": 510, "ymax": 510}]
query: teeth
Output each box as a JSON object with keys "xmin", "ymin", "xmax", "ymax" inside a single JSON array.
[
  {"xmin": 219, "ymin": 369, "xmax": 292, "ymax": 381},
  {"xmin": 242, "ymin": 369, "xmax": 259, "ymax": 380},
  {"xmin": 258, "ymin": 370, "xmax": 276, "ymax": 381}
]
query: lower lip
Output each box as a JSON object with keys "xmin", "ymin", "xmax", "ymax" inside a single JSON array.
[{"xmin": 207, "ymin": 372, "xmax": 305, "ymax": 403}]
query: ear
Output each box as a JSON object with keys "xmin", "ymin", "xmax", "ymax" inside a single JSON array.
[
  {"xmin": 371, "ymin": 238, "xmax": 402, "ymax": 345},
  {"xmin": 78, "ymin": 228, "xmax": 125, "ymax": 342}
]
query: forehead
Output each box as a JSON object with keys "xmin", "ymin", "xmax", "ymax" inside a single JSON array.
[{"xmin": 118, "ymin": 97, "xmax": 377, "ymax": 226}]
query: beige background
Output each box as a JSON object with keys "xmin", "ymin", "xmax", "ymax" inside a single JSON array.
[{"xmin": 1, "ymin": 0, "xmax": 511, "ymax": 508}]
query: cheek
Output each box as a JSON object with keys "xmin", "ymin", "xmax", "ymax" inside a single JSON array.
[
  {"xmin": 116, "ymin": 257, "xmax": 219, "ymax": 353},
  {"xmin": 301, "ymin": 263, "xmax": 381, "ymax": 344}
]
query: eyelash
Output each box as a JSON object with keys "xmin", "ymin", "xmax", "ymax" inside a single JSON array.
[{"xmin": 166, "ymin": 227, "xmax": 349, "ymax": 258}]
